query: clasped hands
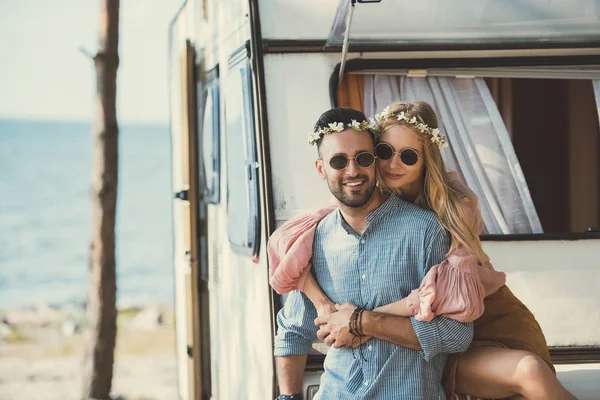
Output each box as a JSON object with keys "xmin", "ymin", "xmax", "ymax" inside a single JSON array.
[{"xmin": 315, "ymin": 303, "xmax": 372, "ymax": 349}]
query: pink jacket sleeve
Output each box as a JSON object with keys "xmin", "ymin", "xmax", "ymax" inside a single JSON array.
[
  {"xmin": 267, "ymin": 204, "xmax": 337, "ymax": 294},
  {"xmin": 406, "ymin": 188, "xmax": 506, "ymax": 323}
]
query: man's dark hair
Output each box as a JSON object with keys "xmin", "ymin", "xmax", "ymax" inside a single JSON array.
[{"xmin": 313, "ymin": 108, "xmax": 376, "ymax": 155}]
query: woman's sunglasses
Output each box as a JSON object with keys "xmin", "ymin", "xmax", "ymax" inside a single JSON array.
[
  {"xmin": 326, "ymin": 151, "xmax": 376, "ymax": 170},
  {"xmin": 375, "ymin": 143, "xmax": 420, "ymax": 166}
]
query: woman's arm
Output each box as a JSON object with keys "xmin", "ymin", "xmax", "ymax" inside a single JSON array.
[
  {"xmin": 268, "ymin": 203, "xmax": 337, "ymax": 294},
  {"xmin": 372, "ymin": 297, "xmax": 412, "ymax": 317},
  {"xmin": 302, "ymin": 272, "xmax": 337, "ymax": 317}
]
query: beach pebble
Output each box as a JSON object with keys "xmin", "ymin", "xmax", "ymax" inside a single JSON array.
[
  {"xmin": 60, "ymin": 320, "xmax": 79, "ymax": 337},
  {"xmin": 0, "ymin": 322, "xmax": 12, "ymax": 340},
  {"xmin": 129, "ymin": 307, "xmax": 163, "ymax": 331}
]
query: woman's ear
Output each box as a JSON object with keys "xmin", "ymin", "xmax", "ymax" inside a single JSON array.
[{"xmin": 315, "ymin": 159, "xmax": 327, "ymax": 180}]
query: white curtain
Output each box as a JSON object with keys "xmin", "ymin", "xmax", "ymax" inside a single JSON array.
[{"xmin": 364, "ymin": 75, "xmax": 543, "ymax": 234}]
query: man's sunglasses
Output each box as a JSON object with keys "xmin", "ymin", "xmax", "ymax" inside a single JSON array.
[
  {"xmin": 326, "ymin": 151, "xmax": 376, "ymax": 170},
  {"xmin": 374, "ymin": 143, "xmax": 420, "ymax": 166}
]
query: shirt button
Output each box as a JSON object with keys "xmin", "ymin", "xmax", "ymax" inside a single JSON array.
[
  {"xmin": 360, "ymin": 239, "xmax": 365, "ymax": 244},
  {"xmin": 368, "ymin": 345, "xmax": 373, "ymax": 351},
  {"xmin": 363, "ymin": 380, "xmax": 369, "ymax": 386},
  {"xmin": 361, "ymin": 274, "xmax": 366, "ymax": 280}
]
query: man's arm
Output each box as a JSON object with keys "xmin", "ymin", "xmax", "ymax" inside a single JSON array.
[
  {"xmin": 360, "ymin": 310, "xmax": 473, "ymax": 360},
  {"xmin": 360, "ymin": 311, "xmax": 421, "ymax": 350},
  {"xmin": 316, "ymin": 303, "xmax": 420, "ymax": 350},
  {"xmin": 317, "ymin": 304, "xmax": 472, "ymax": 360},
  {"xmin": 274, "ymin": 291, "xmax": 319, "ymax": 395}
]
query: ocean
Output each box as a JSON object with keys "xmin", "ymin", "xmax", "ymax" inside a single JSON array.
[{"xmin": 0, "ymin": 119, "xmax": 174, "ymax": 310}]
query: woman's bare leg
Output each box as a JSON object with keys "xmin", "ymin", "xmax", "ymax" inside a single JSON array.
[{"xmin": 455, "ymin": 347, "xmax": 576, "ymax": 400}]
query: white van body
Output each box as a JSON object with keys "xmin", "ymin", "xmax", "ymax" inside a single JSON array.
[{"xmin": 169, "ymin": 1, "xmax": 600, "ymax": 399}]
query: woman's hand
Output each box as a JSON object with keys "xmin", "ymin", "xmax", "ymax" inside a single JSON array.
[
  {"xmin": 314, "ymin": 303, "xmax": 372, "ymax": 348},
  {"xmin": 316, "ymin": 301, "xmax": 338, "ymax": 318}
]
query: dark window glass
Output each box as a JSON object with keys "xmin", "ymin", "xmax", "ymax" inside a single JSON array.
[
  {"xmin": 224, "ymin": 56, "xmax": 260, "ymax": 257},
  {"xmin": 198, "ymin": 69, "xmax": 220, "ymax": 204}
]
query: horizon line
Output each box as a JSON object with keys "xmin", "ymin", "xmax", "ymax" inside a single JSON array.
[{"xmin": 0, "ymin": 115, "xmax": 169, "ymax": 127}]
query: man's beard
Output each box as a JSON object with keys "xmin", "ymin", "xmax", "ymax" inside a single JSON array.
[{"xmin": 327, "ymin": 173, "xmax": 376, "ymax": 208}]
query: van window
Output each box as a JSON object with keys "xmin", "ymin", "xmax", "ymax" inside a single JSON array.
[
  {"xmin": 358, "ymin": 74, "xmax": 600, "ymax": 236},
  {"xmin": 489, "ymin": 77, "xmax": 600, "ymax": 235},
  {"xmin": 224, "ymin": 52, "xmax": 260, "ymax": 257},
  {"xmin": 199, "ymin": 68, "xmax": 220, "ymax": 204}
]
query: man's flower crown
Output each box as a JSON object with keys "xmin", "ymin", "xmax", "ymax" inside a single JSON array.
[
  {"xmin": 375, "ymin": 106, "xmax": 448, "ymax": 148},
  {"xmin": 308, "ymin": 119, "xmax": 378, "ymax": 146}
]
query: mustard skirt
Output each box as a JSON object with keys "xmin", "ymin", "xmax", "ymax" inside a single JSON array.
[{"xmin": 443, "ymin": 285, "xmax": 554, "ymax": 399}]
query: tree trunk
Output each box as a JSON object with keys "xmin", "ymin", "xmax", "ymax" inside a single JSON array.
[{"xmin": 81, "ymin": 1, "xmax": 120, "ymax": 399}]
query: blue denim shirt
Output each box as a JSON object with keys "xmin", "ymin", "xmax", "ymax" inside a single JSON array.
[{"xmin": 274, "ymin": 195, "xmax": 474, "ymax": 399}]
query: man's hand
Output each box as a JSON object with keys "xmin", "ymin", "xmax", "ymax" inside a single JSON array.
[{"xmin": 314, "ymin": 303, "xmax": 372, "ymax": 349}]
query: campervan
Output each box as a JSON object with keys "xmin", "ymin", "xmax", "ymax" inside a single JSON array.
[{"xmin": 168, "ymin": 0, "xmax": 600, "ymax": 398}]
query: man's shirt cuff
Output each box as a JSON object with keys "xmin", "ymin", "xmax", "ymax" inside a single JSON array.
[
  {"xmin": 410, "ymin": 316, "xmax": 442, "ymax": 362},
  {"xmin": 274, "ymin": 335, "xmax": 314, "ymax": 357}
]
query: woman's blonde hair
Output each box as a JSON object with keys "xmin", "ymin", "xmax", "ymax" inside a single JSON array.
[{"xmin": 378, "ymin": 101, "xmax": 487, "ymax": 264}]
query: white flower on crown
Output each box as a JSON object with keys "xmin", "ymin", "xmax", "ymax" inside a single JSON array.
[
  {"xmin": 381, "ymin": 106, "xmax": 392, "ymax": 119},
  {"xmin": 350, "ymin": 119, "xmax": 361, "ymax": 130},
  {"xmin": 328, "ymin": 122, "xmax": 345, "ymax": 132},
  {"xmin": 307, "ymin": 131, "xmax": 321, "ymax": 145},
  {"xmin": 368, "ymin": 117, "xmax": 378, "ymax": 130},
  {"xmin": 373, "ymin": 106, "xmax": 391, "ymax": 123}
]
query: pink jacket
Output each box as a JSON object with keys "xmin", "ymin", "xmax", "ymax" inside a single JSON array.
[{"xmin": 267, "ymin": 190, "xmax": 507, "ymax": 323}]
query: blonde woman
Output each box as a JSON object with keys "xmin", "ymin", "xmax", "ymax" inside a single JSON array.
[{"xmin": 268, "ymin": 102, "xmax": 575, "ymax": 400}]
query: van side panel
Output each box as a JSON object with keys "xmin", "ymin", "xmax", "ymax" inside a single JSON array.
[
  {"xmin": 484, "ymin": 239, "xmax": 600, "ymax": 347},
  {"xmin": 206, "ymin": 200, "xmax": 273, "ymax": 398},
  {"xmin": 263, "ymin": 54, "xmax": 339, "ymax": 225}
]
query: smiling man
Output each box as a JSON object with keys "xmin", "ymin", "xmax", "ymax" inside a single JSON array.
[{"xmin": 273, "ymin": 108, "xmax": 474, "ymax": 399}]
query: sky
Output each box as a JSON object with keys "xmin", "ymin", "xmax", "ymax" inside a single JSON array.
[{"xmin": 0, "ymin": 0, "xmax": 183, "ymax": 124}]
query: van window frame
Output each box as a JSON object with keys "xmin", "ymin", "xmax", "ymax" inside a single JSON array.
[
  {"xmin": 224, "ymin": 46, "xmax": 261, "ymax": 258},
  {"xmin": 329, "ymin": 56, "xmax": 600, "ymax": 242},
  {"xmin": 199, "ymin": 66, "xmax": 221, "ymax": 204}
]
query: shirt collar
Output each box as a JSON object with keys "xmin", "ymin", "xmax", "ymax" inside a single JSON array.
[
  {"xmin": 334, "ymin": 194, "xmax": 404, "ymax": 236},
  {"xmin": 366, "ymin": 194, "xmax": 402, "ymax": 226}
]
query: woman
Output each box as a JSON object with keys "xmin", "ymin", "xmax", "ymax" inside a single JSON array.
[{"xmin": 268, "ymin": 102, "xmax": 575, "ymax": 400}]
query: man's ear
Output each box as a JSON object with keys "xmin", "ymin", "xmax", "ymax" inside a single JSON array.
[{"xmin": 315, "ymin": 159, "xmax": 327, "ymax": 181}]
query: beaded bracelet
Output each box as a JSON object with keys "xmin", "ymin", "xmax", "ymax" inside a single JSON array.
[
  {"xmin": 349, "ymin": 307, "xmax": 365, "ymax": 337},
  {"xmin": 358, "ymin": 307, "xmax": 365, "ymax": 337},
  {"xmin": 349, "ymin": 306, "xmax": 368, "ymax": 361}
]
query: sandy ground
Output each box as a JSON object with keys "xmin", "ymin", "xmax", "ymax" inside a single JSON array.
[{"xmin": 0, "ymin": 306, "xmax": 178, "ymax": 400}]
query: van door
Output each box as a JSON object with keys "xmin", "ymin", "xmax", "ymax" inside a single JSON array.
[{"xmin": 171, "ymin": 40, "xmax": 203, "ymax": 400}]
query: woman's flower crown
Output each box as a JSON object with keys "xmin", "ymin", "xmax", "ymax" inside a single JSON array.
[
  {"xmin": 375, "ymin": 106, "xmax": 447, "ymax": 148},
  {"xmin": 308, "ymin": 119, "xmax": 378, "ymax": 146}
]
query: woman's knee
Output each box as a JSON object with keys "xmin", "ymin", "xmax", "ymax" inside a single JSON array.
[{"xmin": 513, "ymin": 353, "xmax": 554, "ymax": 392}]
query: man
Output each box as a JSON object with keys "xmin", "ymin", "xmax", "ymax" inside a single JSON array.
[{"xmin": 274, "ymin": 108, "xmax": 473, "ymax": 399}]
